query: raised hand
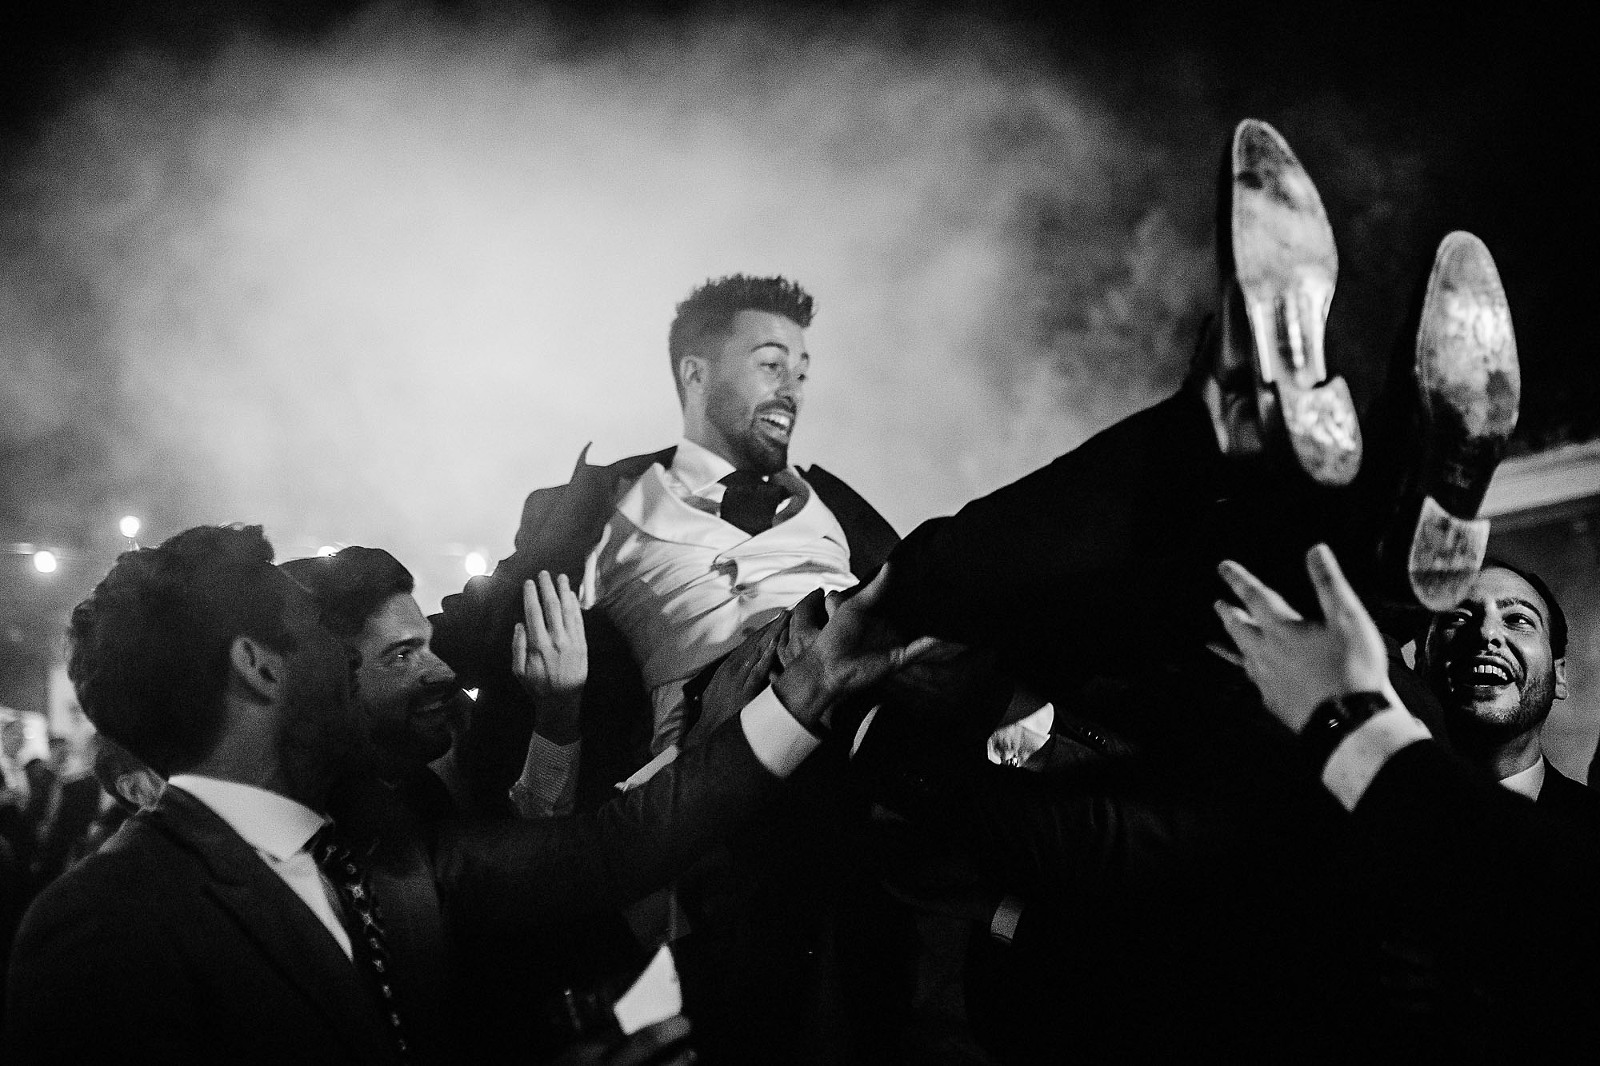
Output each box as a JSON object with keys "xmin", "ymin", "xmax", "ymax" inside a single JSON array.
[
  {"xmin": 1212, "ymin": 543, "xmax": 1390, "ymax": 733},
  {"xmin": 512, "ymin": 571, "xmax": 588, "ymax": 743},
  {"xmin": 773, "ymin": 563, "xmax": 950, "ymax": 732}
]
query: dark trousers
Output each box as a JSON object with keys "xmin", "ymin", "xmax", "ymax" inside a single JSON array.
[{"xmin": 882, "ymin": 388, "xmax": 1418, "ymax": 705}]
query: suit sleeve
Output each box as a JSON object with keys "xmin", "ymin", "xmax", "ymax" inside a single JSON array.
[
  {"xmin": 431, "ymin": 484, "xmax": 571, "ymax": 691},
  {"xmin": 431, "ymin": 702, "xmax": 794, "ymax": 933}
]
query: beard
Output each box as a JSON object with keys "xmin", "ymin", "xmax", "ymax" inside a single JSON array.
[
  {"xmin": 723, "ymin": 420, "xmax": 789, "ymax": 474},
  {"xmin": 1445, "ymin": 663, "xmax": 1556, "ymax": 749},
  {"xmin": 705, "ymin": 395, "xmax": 791, "ymax": 474},
  {"xmin": 361, "ymin": 686, "xmax": 456, "ymax": 781}
]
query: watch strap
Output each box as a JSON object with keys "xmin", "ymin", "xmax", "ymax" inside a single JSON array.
[{"xmin": 1301, "ymin": 690, "xmax": 1390, "ymax": 770}]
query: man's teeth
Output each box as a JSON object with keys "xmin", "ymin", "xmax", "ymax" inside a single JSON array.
[
  {"xmin": 1469, "ymin": 663, "xmax": 1512, "ymax": 684},
  {"xmin": 759, "ymin": 413, "xmax": 793, "ymax": 431}
]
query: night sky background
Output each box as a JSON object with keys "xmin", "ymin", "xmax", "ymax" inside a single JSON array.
[{"xmin": 2, "ymin": 1, "xmax": 1595, "ymax": 691}]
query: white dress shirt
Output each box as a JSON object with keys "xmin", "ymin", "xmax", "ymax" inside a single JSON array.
[
  {"xmin": 166, "ymin": 774, "xmax": 351, "ymax": 959},
  {"xmin": 1499, "ymin": 758, "xmax": 1546, "ymax": 801},
  {"xmin": 581, "ymin": 438, "xmax": 857, "ymax": 754}
]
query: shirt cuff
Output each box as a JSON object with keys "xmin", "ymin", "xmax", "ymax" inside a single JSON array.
[
  {"xmin": 1320, "ymin": 693, "xmax": 1432, "ymax": 812},
  {"xmin": 740, "ymin": 685, "xmax": 822, "ymax": 779},
  {"xmin": 512, "ymin": 734, "xmax": 581, "ymax": 818}
]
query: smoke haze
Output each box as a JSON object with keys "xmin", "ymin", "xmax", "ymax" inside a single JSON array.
[{"xmin": 2, "ymin": 4, "xmax": 1422, "ymax": 610}]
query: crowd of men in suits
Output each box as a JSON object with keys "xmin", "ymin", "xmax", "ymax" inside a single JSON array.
[{"xmin": 3, "ymin": 118, "xmax": 1598, "ymax": 1064}]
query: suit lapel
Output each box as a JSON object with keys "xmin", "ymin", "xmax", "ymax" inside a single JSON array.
[
  {"xmin": 150, "ymin": 788, "xmax": 396, "ymax": 1060},
  {"xmin": 801, "ymin": 464, "xmax": 900, "ymax": 578},
  {"xmin": 536, "ymin": 445, "xmax": 677, "ymax": 581}
]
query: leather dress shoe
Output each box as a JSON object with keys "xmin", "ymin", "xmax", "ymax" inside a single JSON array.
[
  {"xmin": 1211, "ymin": 118, "xmax": 1362, "ymax": 486},
  {"xmin": 1404, "ymin": 231, "xmax": 1519, "ymax": 611}
]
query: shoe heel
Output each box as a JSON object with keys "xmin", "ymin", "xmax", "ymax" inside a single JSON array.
[
  {"xmin": 1277, "ymin": 375, "xmax": 1362, "ymax": 487},
  {"xmin": 1408, "ymin": 495, "xmax": 1490, "ymax": 611},
  {"xmin": 1229, "ymin": 119, "xmax": 1357, "ymax": 485}
]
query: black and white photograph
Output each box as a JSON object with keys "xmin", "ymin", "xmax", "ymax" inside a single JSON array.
[{"xmin": 3, "ymin": 1, "xmax": 1597, "ymax": 1061}]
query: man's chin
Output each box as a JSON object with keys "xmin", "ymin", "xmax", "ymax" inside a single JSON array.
[{"xmin": 409, "ymin": 720, "xmax": 454, "ymax": 761}]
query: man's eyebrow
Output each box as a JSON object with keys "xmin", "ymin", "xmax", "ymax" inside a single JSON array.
[
  {"xmin": 381, "ymin": 636, "xmax": 425, "ymax": 656},
  {"xmin": 1497, "ymin": 595, "xmax": 1545, "ymax": 621},
  {"xmin": 751, "ymin": 341, "xmax": 790, "ymax": 355}
]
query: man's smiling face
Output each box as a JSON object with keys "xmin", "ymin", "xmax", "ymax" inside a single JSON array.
[
  {"xmin": 693, "ymin": 309, "xmax": 808, "ymax": 475},
  {"xmin": 1424, "ymin": 565, "xmax": 1567, "ymax": 738},
  {"xmin": 353, "ymin": 592, "xmax": 459, "ymax": 774}
]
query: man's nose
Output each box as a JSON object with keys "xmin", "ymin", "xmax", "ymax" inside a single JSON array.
[
  {"xmin": 1476, "ymin": 610, "xmax": 1507, "ymax": 644},
  {"xmin": 421, "ymin": 648, "xmax": 456, "ymax": 686},
  {"xmin": 776, "ymin": 365, "xmax": 803, "ymax": 399}
]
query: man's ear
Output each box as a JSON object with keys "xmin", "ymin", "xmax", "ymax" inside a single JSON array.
[
  {"xmin": 678, "ymin": 354, "xmax": 707, "ymax": 397},
  {"xmin": 1554, "ymin": 657, "xmax": 1568, "ymax": 702},
  {"xmin": 229, "ymin": 635, "xmax": 284, "ymax": 703}
]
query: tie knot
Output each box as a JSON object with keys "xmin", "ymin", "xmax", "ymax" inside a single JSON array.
[
  {"xmin": 718, "ymin": 471, "xmax": 790, "ymax": 537},
  {"xmin": 719, "ymin": 470, "xmax": 770, "ymax": 489}
]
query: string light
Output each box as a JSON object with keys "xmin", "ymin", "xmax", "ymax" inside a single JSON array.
[
  {"xmin": 464, "ymin": 551, "xmax": 488, "ymax": 577},
  {"xmin": 119, "ymin": 515, "xmax": 141, "ymax": 539},
  {"xmin": 32, "ymin": 550, "xmax": 58, "ymax": 574}
]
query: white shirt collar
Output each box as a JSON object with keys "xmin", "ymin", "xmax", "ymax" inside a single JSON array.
[
  {"xmin": 670, "ymin": 438, "xmax": 739, "ymax": 496},
  {"xmin": 1498, "ymin": 758, "xmax": 1546, "ymax": 802},
  {"xmin": 167, "ymin": 773, "xmax": 328, "ymax": 861}
]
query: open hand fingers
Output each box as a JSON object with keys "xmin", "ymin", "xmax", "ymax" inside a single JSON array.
[
  {"xmin": 1213, "ymin": 599, "xmax": 1261, "ymax": 655},
  {"xmin": 1206, "ymin": 640, "xmax": 1244, "ymax": 669},
  {"xmin": 523, "ymin": 577, "xmax": 551, "ymax": 652},
  {"xmin": 511, "ymin": 621, "xmax": 528, "ymax": 678},
  {"xmin": 897, "ymin": 635, "xmax": 951, "ymax": 668},
  {"xmin": 1217, "ymin": 559, "xmax": 1303, "ymax": 624},
  {"xmin": 1305, "ymin": 544, "xmax": 1368, "ymax": 632},
  {"xmin": 536, "ymin": 571, "xmax": 565, "ymax": 644}
]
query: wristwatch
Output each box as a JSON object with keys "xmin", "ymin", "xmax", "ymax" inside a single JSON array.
[{"xmin": 1300, "ymin": 691, "xmax": 1390, "ymax": 770}]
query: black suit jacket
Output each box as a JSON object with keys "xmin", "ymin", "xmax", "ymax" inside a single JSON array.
[
  {"xmin": 1340, "ymin": 742, "xmax": 1600, "ymax": 1062},
  {"xmin": 1536, "ymin": 758, "xmax": 1600, "ymax": 837},
  {"xmin": 5, "ymin": 786, "xmax": 405, "ymax": 1065},
  {"xmin": 431, "ymin": 446, "xmax": 897, "ymax": 814},
  {"xmin": 5, "ymin": 710, "xmax": 786, "ymax": 1064}
]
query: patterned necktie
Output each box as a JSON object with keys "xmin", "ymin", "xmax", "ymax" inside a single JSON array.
[
  {"xmin": 310, "ymin": 822, "xmax": 410, "ymax": 1059},
  {"xmin": 719, "ymin": 470, "xmax": 789, "ymax": 537}
]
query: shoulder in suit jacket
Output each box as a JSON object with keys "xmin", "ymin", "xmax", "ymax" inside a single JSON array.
[
  {"xmin": 8, "ymin": 703, "xmax": 788, "ymax": 1065},
  {"xmin": 1343, "ymin": 741, "xmax": 1600, "ymax": 1061},
  {"xmin": 1536, "ymin": 758, "xmax": 1600, "ymax": 839},
  {"xmin": 5, "ymin": 787, "xmax": 405, "ymax": 1065}
]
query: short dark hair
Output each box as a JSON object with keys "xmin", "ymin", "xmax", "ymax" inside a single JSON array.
[
  {"xmin": 667, "ymin": 275, "xmax": 815, "ymax": 400},
  {"xmin": 1482, "ymin": 558, "xmax": 1568, "ymax": 658},
  {"xmin": 67, "ymin": 525, "xmax": 295, "ymax": 776},
  {"xmin": 281, "ymin": 547, "xmax": 414, "ymax": 640}
]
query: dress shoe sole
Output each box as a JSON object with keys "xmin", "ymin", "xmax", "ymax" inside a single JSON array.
[
  {"xmin": 1229, "ymin": 119, "xmax": 1360, "ymax": 486},
  {"xmin": 1408, "ymin": 231, "xmax": 1519, "ymax": 611}
]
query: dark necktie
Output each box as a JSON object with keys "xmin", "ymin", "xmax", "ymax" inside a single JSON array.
[
  {"xmin": 719, "ymin": 470, "xmax": 788, "ymax": 537},
  {"xmin": 310, "ymin": 823, "xmax": 410, "ymax": 1058}
]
